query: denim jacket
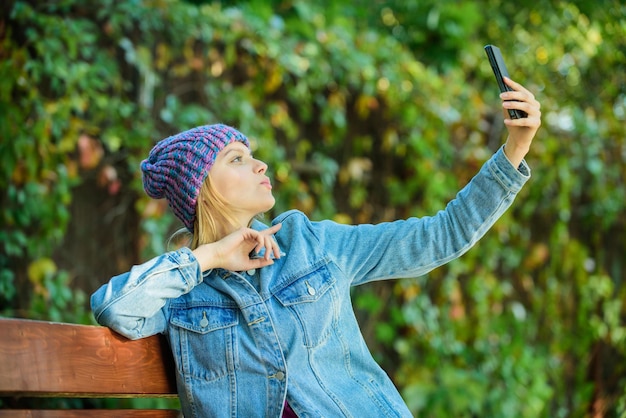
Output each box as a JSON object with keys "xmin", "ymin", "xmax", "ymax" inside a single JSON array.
[{"xmin": 91, "ymin": 147, "xmax": 530, "ymax": 417}]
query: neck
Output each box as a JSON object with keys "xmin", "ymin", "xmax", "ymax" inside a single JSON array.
[{"xmin": 220, "ymin": 214, "xmax": 255, "ymax": 237}]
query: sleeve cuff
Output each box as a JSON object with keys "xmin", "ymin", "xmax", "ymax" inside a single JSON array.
[{"xmin": 488, "ymin": 145, "xmax": 531, "ymax": 193}]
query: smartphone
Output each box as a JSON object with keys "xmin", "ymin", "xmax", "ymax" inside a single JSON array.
[{"xmin": 484, "ymin": 44, "xmax": 527, "ymax": 119}]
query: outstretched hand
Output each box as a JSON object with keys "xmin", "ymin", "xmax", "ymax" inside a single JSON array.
[
  {"xmin": 192, "ymin": 223, "xmax": 283, "ymax": 272},
  {"xmin": 501, "ymin": 77, "xmax": 542, "ymax": 168}
]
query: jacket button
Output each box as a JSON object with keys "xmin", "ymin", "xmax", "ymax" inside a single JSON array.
[
  {"xmin": 247, "ymin": 269, "xmax": 256, "ymax": 275},
  {"xmin": 200, "ymin": 312, "xmax": 209, "ymax": 328},
  {"xmin": 274, "ymin": 371, "xmax": 285, "ymax": 380},
  {"xmin": 305, "ymin": 281, "xmax": 316, "ymax": 296}
]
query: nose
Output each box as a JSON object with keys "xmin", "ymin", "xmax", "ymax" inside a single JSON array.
[{"xmin": 254, "ymin": 158, "xmax": 268, "ymax": 174}]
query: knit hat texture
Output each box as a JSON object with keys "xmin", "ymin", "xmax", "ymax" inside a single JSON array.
[{"xmin": 141, "ymin": 124, "xmax": 250, "ymax": 232}]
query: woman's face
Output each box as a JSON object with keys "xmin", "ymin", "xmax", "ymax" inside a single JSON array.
[{"xmin": 208, "ymin": 142, "xmax": 275, "ymax": 225}]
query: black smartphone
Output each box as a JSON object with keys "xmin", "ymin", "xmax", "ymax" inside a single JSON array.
[{"xmin": 484, "ymin": 44, "xmax": 527, "ymax": 119}]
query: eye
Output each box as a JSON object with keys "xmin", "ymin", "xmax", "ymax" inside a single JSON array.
[{"xmin": 230, "ymin": 151, "xmax": 253, "ymax": 163}]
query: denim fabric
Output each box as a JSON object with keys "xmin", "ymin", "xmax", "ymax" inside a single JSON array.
[{"xmin": 91, "ymin": 146, "xmax": 530, "ymax": 417}]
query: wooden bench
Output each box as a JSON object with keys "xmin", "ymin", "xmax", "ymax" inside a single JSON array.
[{"xmin": 0, "ymin": 317, "xmax": 180, "ymax": 417}]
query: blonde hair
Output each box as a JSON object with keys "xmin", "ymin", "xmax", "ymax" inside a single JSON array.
[{"xmin": 190, "ymin": 174, "xmax": 243, "ymax": 249}]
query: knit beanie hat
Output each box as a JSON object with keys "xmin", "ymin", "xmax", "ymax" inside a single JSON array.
[{"xmin": 140, "ymin": 124, "xmax": 250, "ymax": 232}]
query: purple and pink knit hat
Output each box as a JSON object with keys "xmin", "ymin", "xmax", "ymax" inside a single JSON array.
[{"xmin": 140, "ymin": 124, "xmax": 250, "ymax": 232}]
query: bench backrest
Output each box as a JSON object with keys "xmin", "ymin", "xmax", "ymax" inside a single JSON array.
[{"xmin": 0, "ymin": 317, "xmax": 179, "ymax": 417}]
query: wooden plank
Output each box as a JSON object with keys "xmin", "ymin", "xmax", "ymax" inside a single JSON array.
[
  {"xmin": 0, "ymin": 318, "xmax": 178, "ymax": 397},
  {"xmin": 0, "ymin": 410, "xmax": 181, "ymax": 418}
]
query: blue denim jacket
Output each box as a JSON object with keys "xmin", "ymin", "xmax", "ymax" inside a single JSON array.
[{"xmin": 91, "ymin": 147, "xmax": 529, "ymax": 417}]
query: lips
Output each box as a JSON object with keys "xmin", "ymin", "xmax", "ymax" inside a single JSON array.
[{"xmin": 261, "ymin": 178, "xmax": 272, "ymax": 189}]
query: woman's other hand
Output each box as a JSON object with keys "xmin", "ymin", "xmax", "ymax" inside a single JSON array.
[{"xmin": 192, "ymin": 223, "xmax": 283, "ymax": 272}]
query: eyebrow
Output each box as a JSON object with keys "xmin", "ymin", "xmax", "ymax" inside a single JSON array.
[{"xmin": 220, "ymin": 145, "xmax": 251, "ymax": 159}]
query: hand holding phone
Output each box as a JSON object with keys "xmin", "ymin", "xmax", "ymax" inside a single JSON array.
[{"xmin": 484, "ymin": 45, "xmax": 527, "ymax": 119}]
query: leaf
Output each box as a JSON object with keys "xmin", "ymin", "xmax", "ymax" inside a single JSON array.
[{"xmin": 27, "ymin": 258, "xmax": 57, "ymax": 284}]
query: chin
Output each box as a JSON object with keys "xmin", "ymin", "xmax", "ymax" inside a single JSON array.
[
  {"xmin": 263, "ymin": 196, "xmax": 276, "ymax": 212},
  {"xmin": 262, "ymin": 201, "xmax": 276, "ymax": 213}
]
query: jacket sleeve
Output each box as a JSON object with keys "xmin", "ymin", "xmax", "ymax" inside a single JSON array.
[
  {"xmin": 90, "ymin": 247, "xmax": 203, "ymax": 340},
  {"xmin": 311, "ymin": 146, "xmax": 530, "ymax": 286}
]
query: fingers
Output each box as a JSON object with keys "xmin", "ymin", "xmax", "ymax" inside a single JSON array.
[
  {"xmin": 503, "ymin": 77, "xmax": 533, "ymax": 96},
  {"xmin": 250, "ymin": 223, "xmax": 283, "ymax": 260},
  {"xmin": 502, "ymin": 77, "xmax": 540, "ymax": 108},
  {"xmin": 265, "ymin": 223, "xmax": 282, "ymax": 260},
  {"xmin": 502, "ymin": 78, "xmax": 538, "ymax": 105},
  {"xmin": 260, "ymin": 235, "xmax": 280, "ymax": 261},
  {"xmin": 502, "ymin": 97, "xmax": 542, "ymax": 127},
  {"xmin": 266, "ymin": 223, "xmax": 282, "ymax": 235},
  {"xmin": 501, "ymin": 77, "xmax": 542, "ymax": 127}
]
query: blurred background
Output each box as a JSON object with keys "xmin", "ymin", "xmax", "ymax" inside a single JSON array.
[{"xmin": 1, "ymin": 0, "xmax": 624, "ymax": 416}]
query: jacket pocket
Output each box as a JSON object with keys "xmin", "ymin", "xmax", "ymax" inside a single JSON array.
[
  {"xmin": 170, "ymin": 304, "xmax": 239, "ymax": 381},
  {"xmin": 274, "ymin": 265, "xmax": 337, "ymax": 347}
]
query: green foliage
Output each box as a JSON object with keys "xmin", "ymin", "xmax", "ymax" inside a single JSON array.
[{"xmin": 1, "ymin": 0, "xmax": 625, "ymax": 415}]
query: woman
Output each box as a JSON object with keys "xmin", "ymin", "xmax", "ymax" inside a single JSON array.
[{"xmin": 92, "ymin": 77, "xmax": 541, "ymax": 417}]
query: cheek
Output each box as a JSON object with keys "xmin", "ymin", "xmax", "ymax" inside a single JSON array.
[
  {"xmin": 209, "ymin": 170, "xmax": 228, "ymax": 192},
  {"xmin": 212, "ymin": 177, "xmax": 236, "ymax": 200}
]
